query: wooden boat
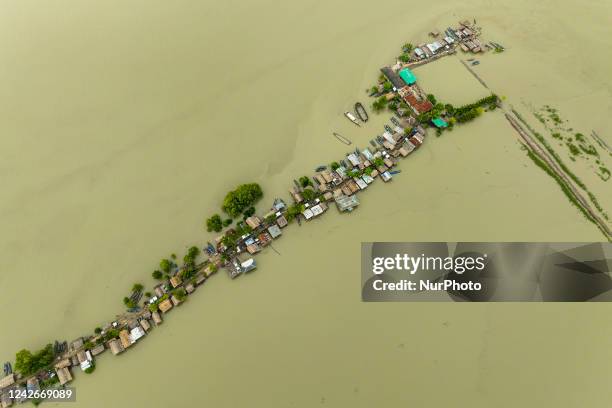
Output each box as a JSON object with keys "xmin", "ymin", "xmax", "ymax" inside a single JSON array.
[
  {"xmin": 344, "ymin": 111, "xmax": 360, "ymax": 127},
  {"xmin": 384, "ymin": 125, "xmax": 393, "ymax": 133},
  {"xmin": 354, "ymin": 102, "xmax": 368, "ymax": 122},
  {"xmin": 390, "ymin": 117, "xmax": 400, "ymax": 127},
  {"xmin": 389, "ymin": 170, "xmax": 402, "ymax": 175},
  {"xmin": 315, "ymin": 165, "xmax": 327, "ymax": 172},
  {"xmin": 333, "ymin": 132, "xmax": 352, "ymax": 145}
]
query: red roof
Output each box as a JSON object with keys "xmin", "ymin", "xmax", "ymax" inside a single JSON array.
[
  {"xmin": 408, "ymin": 136, "xmax": 422, "ymax": 147},
  {"xmin": 403, "ymin": 93, "xmax": 433, "ymax": 114}
]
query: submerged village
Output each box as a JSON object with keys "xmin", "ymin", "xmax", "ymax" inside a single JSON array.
[{"xmin": 1, "ymin": 20, "xmax": 508, "ymax": 406}]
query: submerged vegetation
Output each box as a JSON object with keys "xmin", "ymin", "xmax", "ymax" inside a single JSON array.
[
  {"xmin": 525, "ymin": 149, "xmax": 595, "ymax": 225},
  {"xmin": 514, "ymin": 108, "xmax": 610, "ymax": 222}
]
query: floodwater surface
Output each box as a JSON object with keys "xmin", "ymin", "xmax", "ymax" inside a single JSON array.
[{"xmin": 1, "ymin": 0, "xmax": 611, "ymax": 407}]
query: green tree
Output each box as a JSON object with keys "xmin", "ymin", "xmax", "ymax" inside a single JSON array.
[
  {"xmin": 222, "ymin": 218, "xmax": 233, "ymax": 227},
  {"xmin": 152, "ymin": 270, "xmax": 163, "ymax": 280},
  {"xmin": 14, "ymin": 344, "xmax": 55, "ymax": 376},
  {"xmin": 298, "ymin": 176, "xmax": 312, "ymax": 188},
  {"xmin": 15, "ymin": 349, "xmax": 34, "ymax": 375},
  {"xmin": 173, "ymin": 288, "xmax": 188, "ymax": 302},
  {"xmin": 222, "ymin": 183, "xmax": 263, "ymax": 218},
  {"xmin": 402, "ymin": 42, "xmax": 414, "ymax": 52},
  {"xmin": 286, "ymin": 203, "xmax": 304, "ymax": 221},
  {"xmin": 94, "ymin": 327, "xmax": 102, "ymax": 335},
  {"xmin": 330, "ymin": 162, "xmax": 340, "ymax": 171},
  {"xmin": 242, "ymin": 206, "xmax": 256, "ymax": 218},
  {"xmin": 206, "ymin": 214, "xmax": 223, "ymax": 232},
  {"xmin": 427, "ymin": 94, "xmax": 437, "ymax": 105},
  {"xmin": 160, "ymin": 259, "xmax": 172, "ymax": 273},
  {"xmin": 301, "ymin": 188, "xmax": 317, "ymax": 202},
  {"xmin": 132, "ymin": 283, "xmax": 144, "ymax": 293},
  {"xmin": 221, "ymin": 234, "xmax": 237, "ymax": 248}
]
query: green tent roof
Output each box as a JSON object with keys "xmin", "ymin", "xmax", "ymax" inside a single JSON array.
[
  {"xmin": 399, "ymin": 68, "xmax": 416, "ymax": 85},
  {"xmin": 432, "ymin": 117, "xmax": 448, "ymax": 128}
]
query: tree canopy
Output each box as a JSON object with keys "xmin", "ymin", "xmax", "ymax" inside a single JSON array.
[
  {"xmin": 221, "ymin": 183, "xmax": 263, "ymax": 218},
  {"xmin": 206, "ymin": 214, "xmax": 223, "ymax": 232},
  {"xmin": 15, "ymin": 344, "xmax": 55, "ymax": 376},
  {"xmin": 160, "ymin": 258, "xmax": 172, "ymax": 273}
]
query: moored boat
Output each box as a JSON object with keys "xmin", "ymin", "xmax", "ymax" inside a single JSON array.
[
  {"xmin": 333, "ymin": 132, "xmax": 352, "ymax": 145},
  {"xmin": 354, "ymin": 102, "xmax": 368, "ymax": 122},
  {"xmin": 344, "ymin": 111, "xmax": 360, "ymax": 127}
]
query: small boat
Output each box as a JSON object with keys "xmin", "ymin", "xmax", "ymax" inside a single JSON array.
[
  {"xmin": 369, "ymin": 140, "xmax": 377, "ymax": 147},
  {"xmin": 384, "ymin": 125, "xmax": 393, "ymax": 133},
  {"xmin": 471, "ymin": 60, "xmax": 480, "ymax": 66},
  {"xmin": 4, "ymin": 362, "xmax": 12, "ymax": 375},
  {"xmin": 390, "ymin": 117, "xmax": 400, "ymax": 127},
  {"xmin": 333, "ymin": 132, "xmax": 352, "ymax": 145},
  {"xmin": 344, "ymin": 111, "xmax": 360, "ymax": 127},
  {"xmin": 315, "ymin": 165, "xmax": 327, "ymax": 172},
  {"xmin": 389, "ymin": 170, "xmax": 402, "ymax": 175},
  {"xmin": 354, "ymin": 102, "xmax": 368, "ymax": 122},
  {"xmin": 206, "ymin": 242, "xmax": 216, "ymax": 255}
]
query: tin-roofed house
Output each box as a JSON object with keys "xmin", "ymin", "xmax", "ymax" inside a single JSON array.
[
  {"xmin": 335, "ymin": 195, "xmax": 360, "ymax": 212},
  {"xmin": 158, "ymin": 298, "xmax": 173, "ymax": 313},
  {"xmin": 276, "ymin": 215, "xmax": 288, "ymax": 228},
  {"xmin": 241, "ymin": 258, "xmax": 257, "ymax": 273},
  {"xmin": 0, "ymin": 374, "xmax": 15, "ymax": 390},
  {"xmin": 267, "ymin": 224, "xmax": 282, "ymax": 239},
  {"xmin": 245, "ymin": 216, "xmax": 262, "ymax": 229},
  {"xmin": 56, "ymin": 367, "xmax": 73, "ymax": 385},
  {"xmin": 91, "ymin": 344, "xmax": 105, "ymax": 356},
  {"xmin": 272, "ymin": 198, "xmax": 286, "ymax": 212},
  {"xmin": 108, "ymin": 339, "xmax": 124, "ymax": 355},
  {"xmin": 119, "ymin": 330, "xmax": 131, "ymax": 349},
  {"xmin": 169, "ymin": 275, "xmax": 182, "ymax": 288},
  {"xmin": 151, "ymin": 311, "xmax": 163, "ymax": 326}
]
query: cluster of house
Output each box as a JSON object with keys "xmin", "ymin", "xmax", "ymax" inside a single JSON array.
[
  {"xmin": 413, "ymin": 35, "xmax": 455, "ymax": 60},
  {"xmin": 298, "ymin": 116, "xmax": 425, "ymax": 214},
  {"xmin": 0, "ymin": 26, "xmax": 462, "ymax": 402},
  {"xmin": 381, "ymin": 64, "xmax": 435, "ymax": 118},
  {"xmin": 0, "ymin": 249, "xmax": 225, "ymax": 405},
  {"xmin": 426, "ymin": 21, "xmax": 483, "ymax": 55}
]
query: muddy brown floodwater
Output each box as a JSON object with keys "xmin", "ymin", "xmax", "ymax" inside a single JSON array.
[{"xmin": 1, "ymin": 0, "xmax": 611, "ymax": 407}]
